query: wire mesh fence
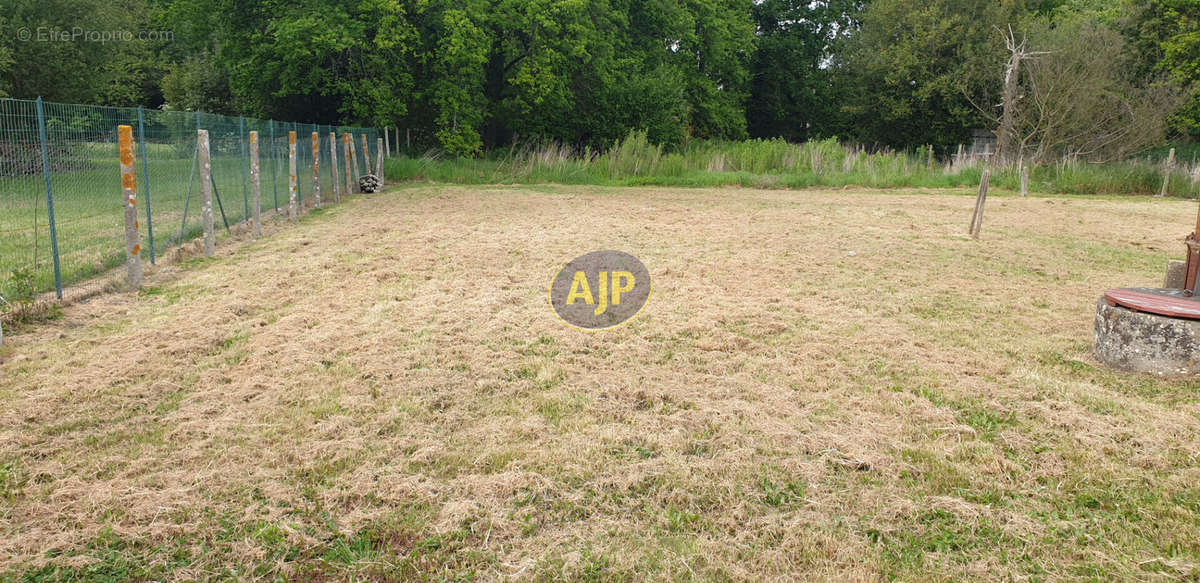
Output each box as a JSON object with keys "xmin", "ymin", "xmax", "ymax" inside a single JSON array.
[{"xmin": 0, "ymin": 97, "xmax": 381, "ymax": 303}]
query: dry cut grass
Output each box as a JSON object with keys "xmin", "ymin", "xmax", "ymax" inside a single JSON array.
[{"xmin": 1, "ymin": 184, "xmax": 1199, "ymax": 581}]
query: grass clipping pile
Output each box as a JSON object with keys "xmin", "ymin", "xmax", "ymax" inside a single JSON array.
[{"xmin": 1, "ymin": 185, "xmax": 1199, "ymax": 580}]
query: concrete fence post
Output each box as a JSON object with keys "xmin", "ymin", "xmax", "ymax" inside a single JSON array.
[
  {"xmin": 118, "ymin": 125, "xmax": 143, "ymax": 289},
  {"xmin": 250, "ymin": 130, "xmax": 261, "ymax": 238},
  {"xmin": 311, "ymin": 131, "xmax": 322, "ymax": 207},
  {"xmin": 330, "ymin": 131, "xmax": 341, "ymax": 203},
  {"xmin": 376, "ymin": 137, "xmax": 385, "ymax": 186},
  {"xmin": 361, "ymin": 134, "xmax": 371, "ymax": 175},
  {"xmin": 288, "ymin": 131, "xmax": 298, "ymax": 220},
  {"xmin": 198, "ymin": 129, "xmax": 215, "ymax": 257},
  {"xmin": 1160, "ymin": 147, "xmax": 1177, "ymax": 198},
  {"xmin": 349, "ymin": 134, "xmax": 361, "ymax": 192},
  {"xmin": 343, "ymin": 133, "xmax": 354, "ymax": 194}
]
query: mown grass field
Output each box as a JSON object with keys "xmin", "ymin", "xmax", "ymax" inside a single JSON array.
[{"xmin": 1, "ymin": 184, "xmax": 1198, "ymax": 581}]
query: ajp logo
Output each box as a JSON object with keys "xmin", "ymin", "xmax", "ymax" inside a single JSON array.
[{"xmin": 549, "ymin": 251, "xmax": 651, "ymax": 330}]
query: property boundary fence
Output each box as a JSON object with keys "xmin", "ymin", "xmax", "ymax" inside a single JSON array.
[{"xmin": 0, "ymin": 97, "xmax": 384, "ymax": 303}]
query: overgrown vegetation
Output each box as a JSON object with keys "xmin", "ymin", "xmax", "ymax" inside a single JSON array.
[{"xmin": 386, "ymin": 133, "xmax": 1200, "ymax": 197}]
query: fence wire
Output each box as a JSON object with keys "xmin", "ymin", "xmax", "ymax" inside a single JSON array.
[{"xmin": 0, "ymin": 98, "xmax": 380, "ymax": 302}]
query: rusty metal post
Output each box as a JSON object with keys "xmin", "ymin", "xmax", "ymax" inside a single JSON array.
[
  {"xmin": 250, "ymin": 130, "xmax": 261, "ymax": 238},
  {"xmin": 376, "ymin": 137, "xmax": 385, "ymax": 186},
  {"xmin": 288, "ymin": 131, "xmax": 298, "ymax": 221},
  {"xmin": 311, "ymin": 131, "xmax": 322, "ymax": 207},
  {"xmin": 361, "ymin": 134, "xmax": 370, "ymax": 175},
  {"xmin": 329, "ymin": 131, "xmax": 341, "ymax": 203},
  {"xmin": 118, "ymin": 125, "xmax": 142, "ymax": 289},
  {"xmin": 198, "ymin": 129, "xmax": 215, "ymax": 257},
  {"xmin": 1185, "ymin": 196, "xmax": 1200, "ymax": 294}
]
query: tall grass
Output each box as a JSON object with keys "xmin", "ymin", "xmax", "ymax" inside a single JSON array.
[{"xmin": 384, "ymin": 131, "xmax": 1200, "ymax": 198}]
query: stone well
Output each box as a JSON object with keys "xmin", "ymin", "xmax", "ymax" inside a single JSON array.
[{"xmin": 1094, "ymin": 289, "xmax": 1200, "ymax": 376}]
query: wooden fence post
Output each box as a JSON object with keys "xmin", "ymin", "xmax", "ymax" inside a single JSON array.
[
  {"xmin": 329, "ymin": 131, "xmax": 341, "ymax": 203},
  {"xmin": 361, "ymin": 134, "xmax": 371, "ymax": 175},
  {"xmin": 1160, "ymin": 147, "xmax": 1177, "ymax": 198},
  {"xmin": 288, "ymin": 130, "xmax": 298, "ymax": 220},
  {"xmin": 385, "ymin": 126, "xmax": 391, "ymax": 158},
  {"xmin": 1020, "ymin": 164, "xmax": 1029, "ymax": 198},
  {"xmin": 343, "ymin": 133, "xmax": 354, "ymax": 194},
  {"xmin": 969, "ymin": 169, "xmax": 991, "ymax": 239},
  {"xmin": 199, "ymin": 129, "xmax": 215, "ymax": 257},
  {"xmin": 376, "ymin": 137, "xmax": 385, "ymax": 186},
  {"xmin": 250, "ymin": 130, "xmax": 261, "ymax": 238},
  {"xmin": 118, "ymin": 125, "xmax": 142, "ymax": 289}
]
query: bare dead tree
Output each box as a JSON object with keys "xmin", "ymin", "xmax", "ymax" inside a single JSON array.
[{"xmin": 995, "ymin": 26, "xmax": 1048, "ymax": 166}]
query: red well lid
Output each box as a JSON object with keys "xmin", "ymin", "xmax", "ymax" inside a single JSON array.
[{"xmin": 1104, "ymin": 288, "xmax": 1200, "ymax": 320}]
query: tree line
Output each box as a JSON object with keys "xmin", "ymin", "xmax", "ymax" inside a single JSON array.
[{"xmin": 2, "ymin": 0, "xmax": 1200, "ymax": 161}]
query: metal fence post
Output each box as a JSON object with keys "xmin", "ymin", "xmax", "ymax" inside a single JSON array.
[
  {"xmin": 137, "ymin": 106, "xmax": 155, "ymax": 265},
  {"xmin": 35, "ymin": 97, "xmax": 63, "ymax": 299},
  {"xmin": 240, "ymin": 116, "xmax": 249, "ymax": 221},
  {"xmin": 270, "ymin": 120, "xmax": 279, "ymax": 212},
  {"xmin": 118, "ymin": 125, "xmax": 142, "ymax": 289},
  {"xmin": 293, "ymin": 121, "xmax": 302, "ymax": 208}
]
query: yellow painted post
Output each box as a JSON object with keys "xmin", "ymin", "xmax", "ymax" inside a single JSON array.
[
  {"xmin": 250, "ymin": 130, "xmax": 261, "ymax": 238},
  {"xmin": 361, "ymin": 134, "xmax": 370, "ymax": 175},
  {"xmin": 198, "ymin": 129, "xmax": 215, "ymax": 257},
  {"xmin": 118, "ymin": 125, "xmax": 142, "ymax": 288},
  {"xmin": 311, "ymin": 131, "xmax": 322, "ymax": 207},
  {"xmin": 329, "ymin": 131, "xmax": 341, "ymax": 203},
  {"xmin": 288, "ymin": 131, "xmax": 298, "ymax": 220}
]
